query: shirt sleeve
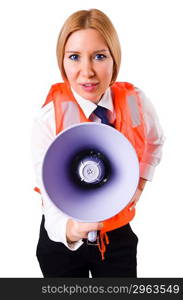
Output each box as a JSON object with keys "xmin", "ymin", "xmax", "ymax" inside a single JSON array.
[
  {"xmin": 136, "ymin": 88, "xmax": 165, "ymax": 181},
  {"xmin": 31, "ymin": 102, "xmax": 83, "ymax": 250}
]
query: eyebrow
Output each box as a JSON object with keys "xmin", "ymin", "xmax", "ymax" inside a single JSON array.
[{"xmin": 65, "ymin": 49, "xmax": 109, "ymax": 54}]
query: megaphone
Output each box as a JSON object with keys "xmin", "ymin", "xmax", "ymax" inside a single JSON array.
[{"xmin": 41, "ymin": 123, "xmax": 139, "ymax": 242}]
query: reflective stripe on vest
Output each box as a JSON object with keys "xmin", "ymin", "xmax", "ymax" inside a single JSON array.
[
  {"xmin": 62, "ymin": 101, "xmax": 80, "ymax": 128},
  {"xmin": 127, "ymin": 94, "xmax": 141, "ymax": 127}
]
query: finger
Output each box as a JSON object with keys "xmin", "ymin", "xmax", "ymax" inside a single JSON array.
[
  {"xmin": 79, "ymin": 222, "xmax": 103, "ymax": 232},
  {"xmin": 129, "ymin": 200, "xmax": 138, "ymax": 211},
  {"xmin": 129, "ymin": 204, "xmax": 135, "ymax": 211}
]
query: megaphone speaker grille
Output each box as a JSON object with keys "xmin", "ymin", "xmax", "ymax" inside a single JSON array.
[{"xmin": 69, "ymin": 149, "xmax": 111, "ymax": 188}]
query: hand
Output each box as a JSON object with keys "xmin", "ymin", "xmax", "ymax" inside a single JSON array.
[
  {"xmin": 66, "ymin": 219, "xmax": 103, "ymax": 243},
  {"xmin": 129, "ymin": 177, "xmax": 147, "ymax": 210},
  {"xmin": 129, "ymin": 188, "xmax": 143, "ymax": 211}
]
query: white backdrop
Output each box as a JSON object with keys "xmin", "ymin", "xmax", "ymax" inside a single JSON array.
[{"xmin": 0, "ymin": 0, "xmax": 183, "ymax": 277}]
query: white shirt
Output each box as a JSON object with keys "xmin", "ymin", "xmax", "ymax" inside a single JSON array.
[{"xmin": 31, "ymin": 85, "xmax": 165, "ymax": 250}]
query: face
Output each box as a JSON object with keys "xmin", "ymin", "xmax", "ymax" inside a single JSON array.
[{"xmin": 63, "ymin": 28, "xmax": 114, "ymax": 103}]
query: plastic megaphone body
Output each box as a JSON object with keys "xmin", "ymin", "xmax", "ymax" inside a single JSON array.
[{"xmin": 41, "ymin": 123, "xmax": 139, "ymax": 242}]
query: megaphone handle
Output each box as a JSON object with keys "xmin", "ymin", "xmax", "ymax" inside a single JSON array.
[{"xmin": 88, "ymin": 231, "xmax": 97, "ymax": 242}]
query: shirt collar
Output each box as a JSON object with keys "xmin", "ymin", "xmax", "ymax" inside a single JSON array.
[{"xmin": 71, "ymin": 87, "xmax": 113, "ymax": 119}]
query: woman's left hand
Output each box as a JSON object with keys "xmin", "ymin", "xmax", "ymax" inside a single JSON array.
[
  {"xmin": 129, "ymin": 188, "xmax": 143, "ymax": 210},
  {"xmin": 129, "ymin": 177, "xmax": 147, "ymax": 210}
]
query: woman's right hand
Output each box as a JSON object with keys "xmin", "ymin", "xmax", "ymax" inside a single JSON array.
[{"xmin": 66, "ymin": 219, "xmax": 103, "ymax": 243}]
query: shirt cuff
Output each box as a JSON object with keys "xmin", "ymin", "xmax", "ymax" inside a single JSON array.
[
  {"xmin": 140, "ymin": 162, "xmax": 155, "ymax": 181},
  {"xmin": 43, "ymin": 211, "xmax": 84, "ymax": 251},
  {"xmin": 66, "ymin": 239, "xmax": 84, "ymax": 250}
]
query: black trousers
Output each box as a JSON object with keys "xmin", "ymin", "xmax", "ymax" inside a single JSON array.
[{"xmin": 36, "ymin": 215, "xmax": 138, "ymax": 277}]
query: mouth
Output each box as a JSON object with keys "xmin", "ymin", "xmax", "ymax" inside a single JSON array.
[{"xmin": 80, "ymin": 82, "xmax": 99, "ymax": 92}]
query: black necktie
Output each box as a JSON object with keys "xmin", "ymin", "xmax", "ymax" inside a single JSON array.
[{"xmin": 93, "ymin": 105, "xmax": 109, "ymax": 125}]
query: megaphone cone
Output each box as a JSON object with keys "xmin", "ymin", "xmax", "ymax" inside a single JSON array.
[{"xmin": 41, "ymin": 123, "xmax": 139, "ymax": 241}]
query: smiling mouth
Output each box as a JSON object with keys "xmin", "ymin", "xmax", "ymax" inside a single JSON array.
[
  {"xmin": 80, "ymin": 83, "xmax": 99, "ymax": 92},
  {"xmin": 81, "ymin": 83, "xmax": 99, "ymax": 87}
]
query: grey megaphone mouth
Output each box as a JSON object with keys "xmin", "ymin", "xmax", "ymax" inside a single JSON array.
[{"xmin": 69, "ymin": 149, "xmax": 112, "ymax": 189}]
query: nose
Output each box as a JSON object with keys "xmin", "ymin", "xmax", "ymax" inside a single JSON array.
[{"xmin": 80, "ymin": 58, "xmax": 95, "ymax": 78}]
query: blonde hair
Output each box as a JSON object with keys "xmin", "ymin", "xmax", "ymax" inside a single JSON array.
[{"xmin": 56, "ymin": 9, "xmax": 121, "ymax": 84}]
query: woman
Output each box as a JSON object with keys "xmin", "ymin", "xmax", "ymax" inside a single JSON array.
[{"xmin": 31, "ymin": 8, "xmax": 164, "ymax": 277}]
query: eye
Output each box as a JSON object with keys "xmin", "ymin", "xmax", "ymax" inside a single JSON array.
[
  {"xmin": 95, "ymin": 54, "xmax": 107, "ymax": 60},
  {"xmin": 69, "ymin": 54, "xmax": 79, "ymax": 61}
]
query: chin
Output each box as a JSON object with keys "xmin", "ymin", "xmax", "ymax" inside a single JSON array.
[
  {"xmin": 81, "ymin": 90, "xmax": 102, "ymax": 102},
  {"xmin": 85, "ymin": 95, "xmax": 100, "ymax": 103}
]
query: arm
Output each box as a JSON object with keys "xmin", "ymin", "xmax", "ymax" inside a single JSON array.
[
  {"xmin": 129, "ymin": 88, "xmax": 165, "ymax": 209},
  {"xmin": 129, "ymin": 177, "xmax": 147, "ymax": 210},
  {"xmin": 139, "ymin": 88, "xmax": 165, "ymax": 181},
  {"xmin": 31, "ymin": 102, "xmax": 84, "ymax": 250}
]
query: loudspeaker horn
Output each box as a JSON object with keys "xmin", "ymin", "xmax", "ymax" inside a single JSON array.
[{"xmin": 41, "ymin": 123, "xmax": 139, "ymax": 241}]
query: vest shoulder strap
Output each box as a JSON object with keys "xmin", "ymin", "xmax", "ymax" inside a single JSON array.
[
  {"xmin": 42, "ymin": 82, "xmax": 76, "ymax": 108},
  {"xmin": 114, "ymin": 81, "xmax": 136, "ymax": 93}
]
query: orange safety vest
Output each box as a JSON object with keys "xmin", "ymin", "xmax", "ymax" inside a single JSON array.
[{"xmin": 35, "ymin": 81, "xmax": 146, "ymax": 259}]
